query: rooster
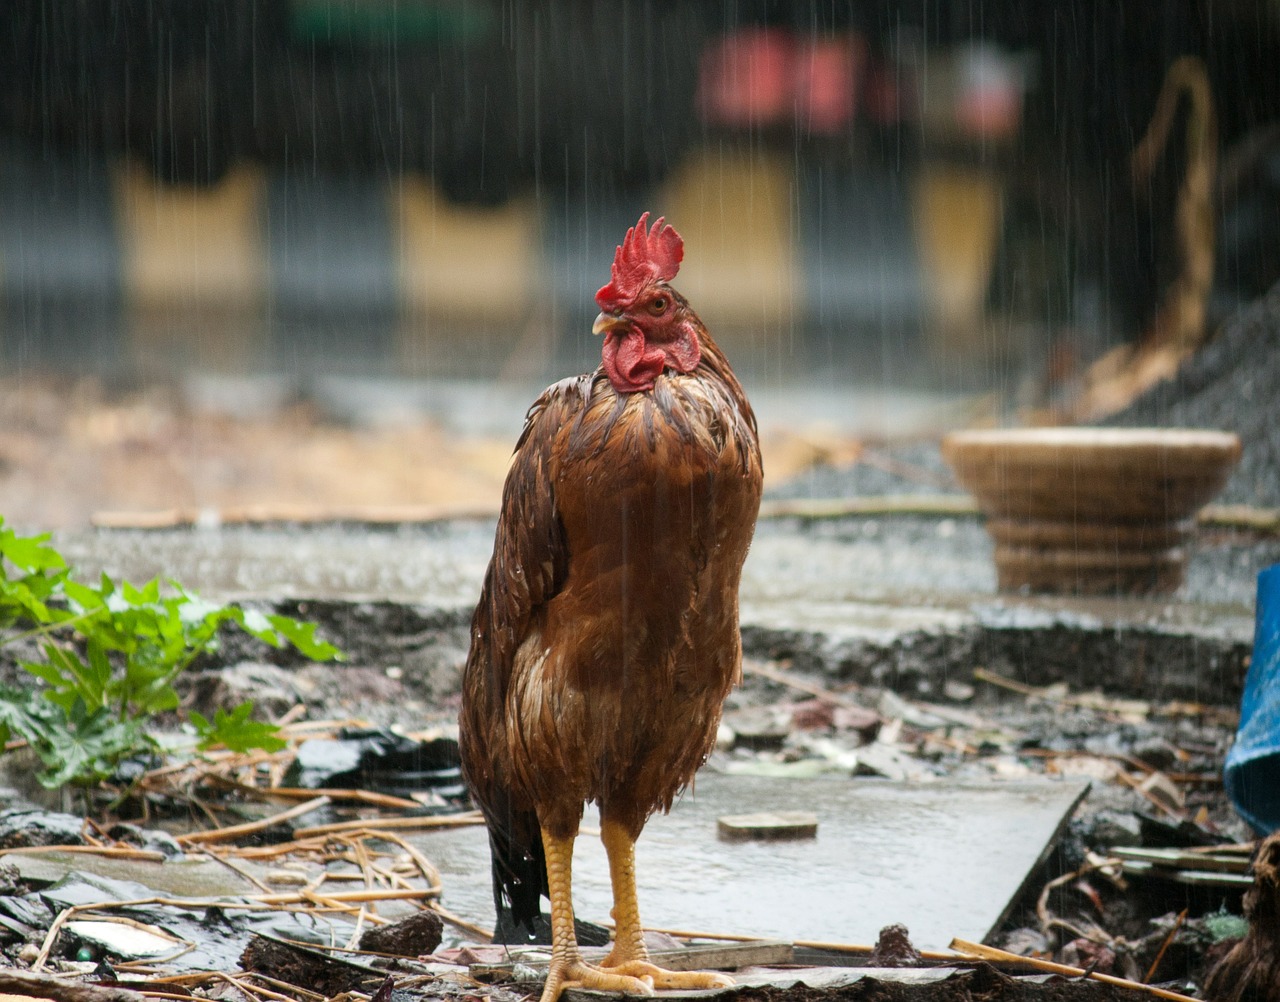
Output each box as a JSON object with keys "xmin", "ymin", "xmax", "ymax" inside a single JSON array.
[{"xmin": 459, "ymin": 213, "xmax": 763, "ymax": 1002}]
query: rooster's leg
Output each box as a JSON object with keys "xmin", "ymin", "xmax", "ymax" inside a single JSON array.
[
  {"xmin": 538, "ymin": 826, "xmax": 656, "ymax": 1002},
  {"xmin": 598, "ymin": 817, "xmax": 735, "ymax": 991}
]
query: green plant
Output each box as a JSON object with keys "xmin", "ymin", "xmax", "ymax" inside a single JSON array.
[{"xmin": 0, "ymin": 518, "xmax": 340, "ymax": 788}]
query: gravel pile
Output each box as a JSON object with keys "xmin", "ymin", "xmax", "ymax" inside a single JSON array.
[
  {"xmin": 771, "ymin": 283, "xmax": 1280, "ymax": 509},
  {"xmin": 1106, "ymin": 281, "xmax": 1280, "ymax": 507}
]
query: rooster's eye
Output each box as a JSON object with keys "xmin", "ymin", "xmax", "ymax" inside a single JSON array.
[{"xmin": 648, "ymin": 296, "xmax": 669, "ymax": 314}]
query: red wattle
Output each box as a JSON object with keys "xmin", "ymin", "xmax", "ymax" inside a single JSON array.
[{"xmin": 603, "ymin": 329, "xmax": 666, "ymax": 393}]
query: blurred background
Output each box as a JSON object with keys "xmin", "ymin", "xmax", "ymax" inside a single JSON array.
[{"xmin": 1, "ymin": 0, "xmax": 1279, "ymax": 525}]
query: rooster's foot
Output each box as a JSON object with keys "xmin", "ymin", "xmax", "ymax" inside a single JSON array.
[
  {"xmin": 600, "ymin": 962, "xmax": 734, "ymax": 991},
  {"xmin": 540, "ymin": 958, "xmax": 654, "ymax": 1002}
]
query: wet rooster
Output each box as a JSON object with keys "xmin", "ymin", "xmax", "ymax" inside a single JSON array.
[{"xmin": 459, "ymin": 213, "xmax": 763, "ymax": 1002}]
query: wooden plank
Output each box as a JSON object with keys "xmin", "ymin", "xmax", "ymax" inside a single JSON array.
[{"xmin": 470, "ymin": 940, "xmax": 794, "ymax": 982}]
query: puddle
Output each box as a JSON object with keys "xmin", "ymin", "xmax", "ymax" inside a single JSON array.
[{"xmin": 417, "ymin": 772, "xmax": 1087, "ymax": 952}]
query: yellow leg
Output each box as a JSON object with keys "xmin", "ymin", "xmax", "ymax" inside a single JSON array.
[
  {"xmin": 538, "ymin": 826, "xmax": 655, "ymax": 1002},
  {"xmin": 598, "ymin": 818, "xmax": 735, "ymax": 991}
]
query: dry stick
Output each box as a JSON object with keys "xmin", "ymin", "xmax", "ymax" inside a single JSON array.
[
  {"xmin": 742, "ymin": 660, "xmax": 868, "ymax": 709},
  {"xmin": 198, "ymin": 771, "xmax": 421, "ymax": 810},
  {"xmin": 1036, "ymin": 857, "xmax": 1126, "ymax": 943},
  {"xmin": 91, "ymin": 497, "xmax": 1280, "ymax": 534},
  {"xmin": 973, "ymin": 668, "xmax": 1078, "ymax": 703},
  {"xmin": 974, "ymin": 668, "xmax": 1156, "ymax": 721},
  {"xmin": 1199, "ymin": 502, "xmax": 1280, "ymax": 534},
  {"xmin": 363, "ymin": 829, "xmax": 444, "ymax": 897},
  {"xmin": 626, "ymin": 924, "xmax": 961, "ymax": 961},
  {"xmin": 1144, "ymin": 908, "xmax": 1188, "ymax": 983},
  {"xmin": 242, "ymin": 973, "xmax": 327, "ymax": 1002},
  {"xmin": 211, "ymin": 835, "xmax": 336, "ymax": 861},
  {"xmin": 213, "ymin": 973, "xmax": 298, "ymax": 1002},
  {"xmin": 177, "ymin": 795, "xmax": 332, "ymax": 846},
  {"xmin": 0, "ymin": 844, "xmax": 167, "ymax": 862},
  {"xmin": 1114, "ymin": 769, "xmax": 1187, "ymax": 822},
  {"xmin": 344, "ymin": 835, "xmax": 377, "ymax": 949},
  {"xmin": 1187, "ymin": 841, "xmax": 1256, "ymax": 854},
  {"xmin": 294, "ymin": 812, "xmax": 484, "ymax": 838},
  {"xmin": 278, "ymin": 718, "xmax": 374, "ymax": 737},
  {"xmin": 32, "ymin": 905, "xmax": 74, "ymax": 971},
  {"xmin": 950, "ymin": 939, "xmax": 1200, "ymax": 1002},
  {"xmin": 271, "ymin": 936, "xmax": 427, "ymax": 962},
  {"xmin": 254, "ymin": 888, "xmax": 435, "ymax": 905},
  {"xmin": 757, "ymin": 495, "xmax": 979, "ymax": 521},
  {"xmin": 188, "ymin": 845, "xmax": 277, "ymax": 894},
  {"xmin": 274, "ymin": 702, "xmax": 309, "ymax": 728}
]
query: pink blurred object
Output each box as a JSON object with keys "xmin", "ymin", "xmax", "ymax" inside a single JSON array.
[
  {"xmin": 697, "ymin": 28, "xmax": 796, "ymax": 127},
  {"xmin": 793, "ymin": 34, "xmax": 866, "ymax": 134},
  {"xmin": 953, "ymin": 44, "xmax": 1024, "ymax": 139}
]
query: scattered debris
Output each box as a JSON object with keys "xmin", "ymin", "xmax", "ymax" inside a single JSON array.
[
  {"xmin": 1204, "ymin": 832, "xmax": 1280, "ymax": 1002},
  {"xmin": 240, "ymin": 934, "xmax": 386, "ymax": 997},
  {"xmin": 952, "ymin": 938, "xmax": 1201, "ymax": 1001},
  {"xmin": 1113, "ymin": 845, "xmax": 1255, "ymax": 889},
  {"xmin": 285, "ymin": 730, "xmax": 464, "ymax": 803}
]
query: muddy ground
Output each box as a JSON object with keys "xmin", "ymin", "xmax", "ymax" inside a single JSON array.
[
  {"xmin": 1, "ymin": 291, "xmax": 1277, "ymax": 1000},
  {"xmin": 0, "ymin": 605, "xmax": 1254, "ymax": 995}
]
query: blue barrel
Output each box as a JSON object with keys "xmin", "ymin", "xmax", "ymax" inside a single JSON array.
[{"xmin": 1225, "ymin": 563, "xmax": 1280, "ymax": 834}]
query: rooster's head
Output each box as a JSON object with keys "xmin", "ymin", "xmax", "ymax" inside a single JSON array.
[{"xmin": 593, "ymin": 213, "xmax": 702, "ymax": 394}]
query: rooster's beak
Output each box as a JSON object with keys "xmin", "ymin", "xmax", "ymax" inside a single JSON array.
[{"xmin": 592, "ymin": 312, "xmax": 628, "ymax": 337}]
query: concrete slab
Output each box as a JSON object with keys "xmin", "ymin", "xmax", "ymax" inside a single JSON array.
[
  {"xmin": 416, "ymin": 772, "xmax": 1088, "ymax": 952},
  {"xmin": 0, "ymin": 850, "xmax": 267, "ymax": 898}
]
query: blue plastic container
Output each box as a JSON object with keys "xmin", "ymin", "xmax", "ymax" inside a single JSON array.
[{"xmin": 1225, "ymin": 563, "xmax": 1280, "ymax": 834}]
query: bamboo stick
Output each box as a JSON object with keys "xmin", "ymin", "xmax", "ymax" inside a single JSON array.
[
  {"xmin": 294, "ymin": 812, "xmax": 484, "ymax": 838},
  {"xmin": 629, "ymin": 924, "xmax": 961, "ymax": 961},
  {"xmin": 177, "ymin": 796, "xmax": 332, "ymax": 846},
  {"xmin": 0, "ymin": 845, "xmax": 167, "ymax": 862},
  {"xmin": 742, "ymin": 660, "xmax": 869, "ymax": 709},
  {"xmin": 950, "ymin": 938, "xmax": 1200, "ymax": 1001}
]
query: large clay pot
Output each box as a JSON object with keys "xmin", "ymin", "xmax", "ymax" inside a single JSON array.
[{"xmin": 941, "ymin": 427, "xmax": 1242, "ymax": 595}]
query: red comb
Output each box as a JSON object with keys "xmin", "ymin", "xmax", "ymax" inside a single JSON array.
[{"xmin": 595, "ymin": 212, "xmax": 684, "ymax": 312}]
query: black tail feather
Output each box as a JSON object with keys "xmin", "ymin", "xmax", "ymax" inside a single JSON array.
[
  {"xmin": 482, "ymin": 795, "xmax": 610, "ymax": 948},
  {"xmin": 484, "ymin": 793, "xmax": 548, "ymax": 944}
]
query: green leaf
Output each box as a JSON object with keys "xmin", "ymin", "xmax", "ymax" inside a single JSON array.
[
  {"xmin": 62, "ymin": 579, "xmax": 106, "ymax": 614},
  {"xmin": 121, "ymin": 579, "xmax": 161, "ymax": 606},
  {"xmin": 265, "ymin": 614, "xmax": 342, "ymax": 661},
  {"xmin": 0, "ymin": 527, "xmax": 66, "ymax": 574},
  {"xmin": 192, "ymin": 702, "xmax": 287, "ymax": 754},
  {"xmin": 34, "ymin": 701, "xmax": 148, "ymax": 788},
  {"xmin": 0, "ymin": 686, "xmax": 53, "ymax": 744}
]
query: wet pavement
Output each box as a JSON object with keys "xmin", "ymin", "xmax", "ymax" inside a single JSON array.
[{"xmin": 416, "ymin": 771, "xmax": 1089, "ymax": 952}]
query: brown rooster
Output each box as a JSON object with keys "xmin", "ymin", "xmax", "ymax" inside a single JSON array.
[{"xmin": 459, "ymin": 213, "xmax": 763, "ymax": 1002}]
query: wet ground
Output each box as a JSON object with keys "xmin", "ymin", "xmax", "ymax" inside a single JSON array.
[
  {"xmin": 415, "ymin": 773, "xmax": 1088, "ymax": 951},
  {"xmin": 41, "ymin": 512, "xmax": 1277, "ymax": 710},
  {"xmin": 1, "ymin": 365, "xmax": 1276, "ymax": 998}
]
